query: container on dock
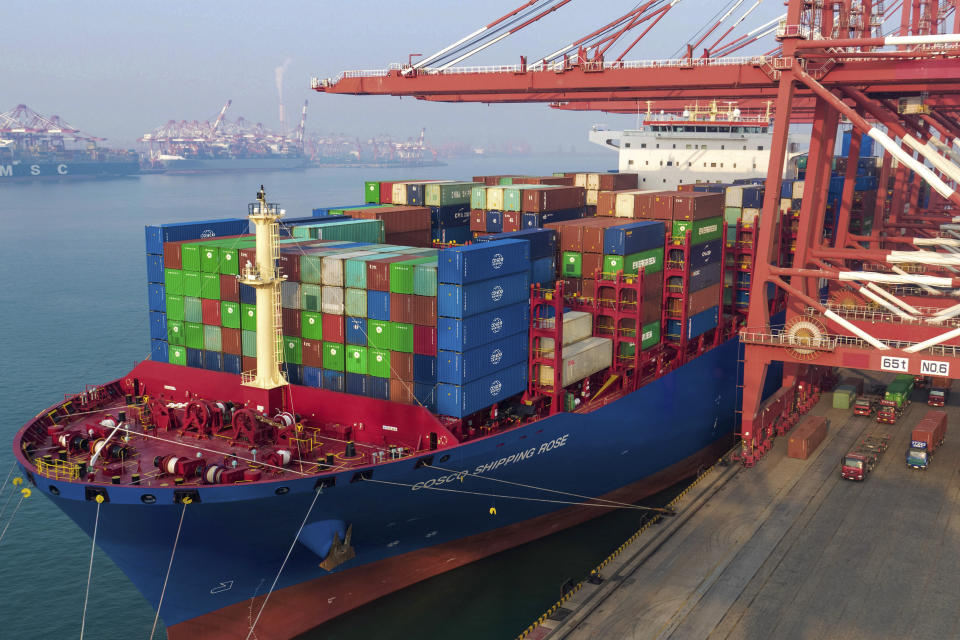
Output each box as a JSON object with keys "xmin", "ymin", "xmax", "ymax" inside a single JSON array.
[
  {"xmin": 832, "ymin": 387, "xmax": 856, "ymax": 409},
  {"xmin": 787, "ymin": 416, "xmax": 828, "ymax": 460}
]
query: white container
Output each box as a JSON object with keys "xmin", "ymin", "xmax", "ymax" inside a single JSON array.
[
  {"xmin": 725, "ymin": 186, "xmax": 744, "ymax": 208},
  {"xmin": 391, "ymin": 182, "xmax": 409, "ymax": 205},
  {"xmin": 586, "ymin": 189, "xmax": 599, "ymax": 206},
  {"xmin": 791, "ymin": 180, "xmax": 805, "ymax": 199},
  {"xmin": 281, "ymin": 281, "xmax": 301, "ymax": 310},
  {"xmin": 538, "ymin": 311, "xmax": 594, "ymax": 357},
  {"xmin": 779, "ymin": 198, "xmax": 793, "ymax": 213},
  {"xmin": 574, "ymin": 173, "xmax": 588, "ymax": 188},
  {"xmin": 322, "ymin": 251, "xmax": 374, "ymax": 287},
  {"xmin": 486, "ymin": 187, "xmax": 505, "ymax": 210},
  {"xmin": 742, "ymin": 208, "xmax": 761, "ymax": 226},
  {"xmin": 321, "ymin": 286, "xmax": 344, "ymax": 315},
  {"xmin": 539, "ymin": 336, "xmax": 613, "ymax": 387},
  {"xmin": 586, "ymin": 173, "xmax": 601, "ymax": 191},
  {"xmin": 615, "ymin": 192, "xmax": 640, "ymax": 218}
]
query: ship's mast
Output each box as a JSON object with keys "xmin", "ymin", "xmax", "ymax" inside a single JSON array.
[{"xmin": 240, "ymin": 186, "xmax": 288, "ymax": 390}]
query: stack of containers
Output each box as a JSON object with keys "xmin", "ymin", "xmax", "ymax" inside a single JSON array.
[
  {"xmin": 342, "ymin": 205, "xmax": 432, "ymax": 247},
  {"xmin": 723, "ymin": 184, "xmax": 765, "ymax": 240},
  {"xmin": 552, "ymin": 218, "xmax": 630, "ymax": 298},
  {"xmin": 436, "ymin": 240, "xmax": 531, "ymax": 418},
  {"xmin": 470, "ymin": 183, "xmax": 586, "ymax": 234},
  {"xmin": 425, "ymin": 181, "xmax": 476, "ymax": 245},
  {"xmin": 475, "ymin": 228, "xmax": 558, "ymax": 286},
  {"xmin": 577, "ymin": 172, "xmax": 639, "ymax": 208},
  {"xmin": 146, "ymin": 219, "xmax": 251, "ymax": 365}
]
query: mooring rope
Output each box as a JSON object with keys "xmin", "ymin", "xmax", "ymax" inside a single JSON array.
[
  {"xmin": 0, "ymin": 484, "xmax": 30, "ymax": 546},
  {"xmin": 149, "ymin": 499, "xmax": 190, "ymax": 640},
  {"xmin": 79, "ymin": 495, "xmax": 104, "ymax": 640}
]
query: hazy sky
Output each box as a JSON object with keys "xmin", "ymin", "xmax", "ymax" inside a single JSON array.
[{"xmin": 4, "ymin": 0, "xmax": 785, "ymax": 151}]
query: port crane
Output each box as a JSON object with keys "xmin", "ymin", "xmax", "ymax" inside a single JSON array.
[{"xmin": 315, "ymin": 0, "xmax": 960, "ymax": 465}]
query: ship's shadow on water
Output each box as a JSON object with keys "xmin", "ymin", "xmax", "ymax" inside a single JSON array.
[{"xmin": 299, "ymin": 478, "xmax": 691, "ymax": 640}]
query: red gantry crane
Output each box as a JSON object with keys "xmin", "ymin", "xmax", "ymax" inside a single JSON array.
[{"xmin": 315, "ymin": 0, "xmax": 960, "ymax": 465}]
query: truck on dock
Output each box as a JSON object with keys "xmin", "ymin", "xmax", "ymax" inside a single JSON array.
[
  {"xmin": 841, "ymin": 433, "xmax": 890, "ymax": 481},
  {"xmin": 927, "ymin": 376, "xmax": 950, "ymax": 407},
  {"xmin": 905, "ymin": 410, "xmax": 947, "ymax": 470},
  {"xmin": 878, "ymin": 376, "xmax": 913, "ymax": 424},
  {"xmin": 853, "ymin": 396, "xmax": 878, "ymax": 416}
]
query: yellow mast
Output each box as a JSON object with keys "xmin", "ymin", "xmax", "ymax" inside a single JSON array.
[{"xmin": 240, "ymin": 186, "xmax": 288, "ymax": 389}]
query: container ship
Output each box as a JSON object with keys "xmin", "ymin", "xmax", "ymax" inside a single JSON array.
[
  {"xmin": 0, "ymin": 104, "xmax": 140, "ymax": 181},
  {"xmin": 13, "ymin": 161, "xmax": 892, "ymax": 639}
]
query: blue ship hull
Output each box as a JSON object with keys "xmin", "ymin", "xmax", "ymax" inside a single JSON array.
[{"xmin": 0, "ymin": 159, "xmax": 140, "ymax": 180}]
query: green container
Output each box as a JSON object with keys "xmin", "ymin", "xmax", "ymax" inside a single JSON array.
[
  {"xmin": 391, "ymin": 322, "xmax": 414, "ymax": 353},
  {"xmin": 310, "ymin": 219, "xmax": 384, "ymax": 243},
  {"xmin": 200, "ymin": 273, "xmax": 220, "ymax": 300},
  {"xmin": 367, "ymin": 320, "xmax": 391, "ymax": 350},
  {"xmin": 182, "ymin": 271, "xmax": 202, "ymax": 298},
  {"xmin": 216, "ymin": 245, "xmax": 240, "ymax": 275},
  {"xmin": 344, "ymin": 253, "xmax": 401, "ymax": 289},
  {"xmin": 183, "ymin": 296, "xmax": 202, "ymax": 323},
  {"xmin": 204, "ymin": 325, "xmax": 222, "ymax": 352},
  {"xmin": 364, "ymin": 180, "xmax": 381, "ymax": 204},
  {"xmin": 300, "ymin": 284, "xmax": 323, "ymax": 312},
  {"xmin": 242, "ymin": 330, "xmax": 257, "ymax": 357},
  {"xmin": 368, "ymin": 348, "xmax": 391, "ymax": 378},
  {"xmin": 498, "ymin": 177, "xmax": 515, "ymax": 185},
  {"xmin": 345, "ymin": 345, "xmax": 368, "ymax": 375},
  {"xmin": 344, "ymin": 288, "xmax": 367, "ymax": 318},
  {"xmin": 470, "ymin": 185, "xmax": 487, "ymax": 210},
  {"xmin": 200, "ymin": 245, "xmax": 220, "ymax": 273},
  {"xmin": 425, "ymin": 181, "xmax": 476, "ymax": 207},
  {"xmin": 603, "ymin": 248, "xmax": 664, "ymax": 278},
  {"xmin": 184, "ymin": 322, "xmax": 204, "ymax": 349},
  {"xmin": 724, "ymin": 206, "xmax": 742, "ymax": 226},
  {"xmin": 168, "ymin": 345, "xmax": 187, "ymax": 366},
  {"xmin": 220, "ymin": 301, "xmax": 240, "ymax": 329},
  {"xmin": 501, "ymin": 186, "xmax": 525, "ymax": 212},
  {"xmin": 166, "ymin": 294, "xmax": 185, "ymax": 322},
  {"xmin": 181, "ymin": 244, "xmax": 201, "ymax": 271},
  {"xmin": 832, "ymin": 388, "xmax": 854, "ymax": 409},
  {"xmin": 283, "ymin": 336, "xmax": 302, "ymax": 364},
  {"xmin": 302, "ymin": 311, "xmax": 323, "ymax": 340},
  {"xmin": 241, "ymin": 304, "xmax": 257, "ymax": 331},
  {"xmin": 167, "ymin": 320, "xmax": 184, "ymax": 346},
  {"xmin": 413, "ymin": 263, "xmax": 438, "ymax": 296},
  {"xmin": 323, "ymin": 342, "xmax": 345, "ymax": 371},
  {"xmin": 672, "ymin": 216, "xmax": 723, "ymax": 245},
  {"xmin": 165, "ymin": 269, "xmax": 183, "ymax": 296},
  {"xmin": 641, "ymin": 321, "xmax": 661, "ymax": 350},
  {"xmin": 390, "ymin": 257, "xmax": 436, "ymax": 294},
  {"xmin": 562, "ymin": 252, "xmax": 582, "ymax": 278}
]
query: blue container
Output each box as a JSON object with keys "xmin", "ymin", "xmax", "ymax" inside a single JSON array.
[
  {"xmin": 414, "ymin": 382, "xmax": 437, "ymax": 412},
  {"xmin": 150, "ymin": 339, "xmax": 168, "ymax": 363},
  {"xmin": 603, "ymin": 220, "xmax": 664, "ymax": 256},
  {"xmin": 430, "ymin": 205, "xmax": 471, "ymax": 226},
  {"xmin": 732, "ymin": 178, "xmax": 765, "ymax": 185},
  {"xmin": 322, "ymin": 370, "xmax": 345, "ymax": 393},
  {"xmin": 692, "ymin": 184, "xmax": 727, "ymax": 193},
  {"xmin": 521, "ymin": 207, "xmax": 584, "ymax": 229},
  {"xmin": 146, "ymin": 254, "xmax": 165, "ymax": 284},
  {"xmin": 436, "ymin": 363, "xmax": 528, "ymax": 418},
  {"xmin": 690, "ymin": 239, "xmax": 723, "ymax": 268},
  {"xmin": 145, "ymin": 218, "xmax": 250, "ymax": 255},
  {"xmin": 735, "ymin": 290, "xmax": 750, "ymax": 305},
  {"xmin": 239, "ymin": 283, "xmax": 256, "ymax": 305},
  {"xmin": 780, "ymin": 179, "xmax": 795, "ymax": 199},
  {"xmin": 740, "ymin": 186, "xmax": 765, "ymax": 208},
  {"xmin": 438, "ymin": 272, "xmax": 530, "ymax": 318},
  {"xmin": 476, "ymin": 228, "xmax": 557, "ymax": 260},
  {"xmin": 303, "ymin": 366, "xmax": 323, "ymax": 388},
  {"xmin": 438, "ymin": 303, "xmax": 529, "ymax": 351},
  {"xmin": 203, "ymin": 350, "xmax": 223, "ymax": 372},
  {"xmin": 223, "ymin": 353, "xmax": 242, "ymax": 375},
  {"xmin": 346, "ymin": 372, "xmax": 367, "ymax": 396},
  {"xmin": 485, "ymin": 211, "xmax": 503, "ymax": 233},
  {"xmin": 855, "ymin": 175, "xmax": 878, "ymax": 191},
  {"xmin": 841, "ymin": 130, "xmax": 875, "ymax": 158},
  {"xmin": 432, "ymin": 224, "xmax": 472, "ymax": 245},
  {"xmin": 148, "ymin": 283, "xmax": 166, "ymax": 312},
  {"xmin": 149, "ymin": 311, "xmax": 167, "ymax": 341},
  {"xmin": 438, "ymin": 239, "xmax": 530, "ymax": 285},
  {"xmin": 283, "ymin": 363, "xmax": 303, "ymax": 386},
  {"xmin": 367, "ymin": 290, "xmax": 391, "ymax": 321},
  {"xmin": 531, "ymin": 256, "xmax": 556, "ymax": 284},
  {"xmin": 686, "ymin": 262, "xmax": 723, "ymax": 292},
  {"xmin": 736, "ymin": 272, "xmax": 751, "ymax": 286},
  {"xmin": 368, "ymin": 376, "xmax": 390, "ymax": 400},
  {"xmin": 666, "ymin": 306, "xmax": 719, "ymax": 339},
  {"xmin": 406, "ymin": 183, "xmax": 426, "ymax": 206},
  {"xmin": 437, "ymin": 332, "xmax": 529, "ymax": 385},
  {"xmin": 186, "ymin": 348, "xmax": 203, "ymax": 368},
  {"xmin": 414, "ymin": 354, "xmax": 437, "ymax": 383},
  {"xmin": 345, "ymin": 317, "xmax": 367, "ymax": 346}
]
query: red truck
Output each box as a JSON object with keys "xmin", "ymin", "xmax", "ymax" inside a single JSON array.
[
  {"xmin": 853, "ymin": 396, "xmax": 878, "ymax": 416},
  {"xmin": 905, "ymin": 410, "xmax": 948, "ymax": 470},
  {"xmin": 841, "ymin": 434, "xmax": 891, "ymax": 481},
  {"xmin": 927, "ymin": 376, "xmax": 950, "ymax": 407},
  {"xmin": 876, "ymin": 401, "xmax": 899, "ymax": 424}
]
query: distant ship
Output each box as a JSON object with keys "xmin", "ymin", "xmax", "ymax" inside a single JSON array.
[{"xmin": 0, "ymin": 104, "xmax": 140, "ymax": 181}]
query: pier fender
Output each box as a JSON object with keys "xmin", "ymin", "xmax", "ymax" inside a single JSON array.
[{"xmin": 299, "ymin": 520, "xmax": 348, "ymax": 560}]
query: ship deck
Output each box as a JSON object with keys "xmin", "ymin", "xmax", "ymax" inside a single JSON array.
[{"xmin": 528, "ymin": 376, "xmax": 960, "ymax": 639}]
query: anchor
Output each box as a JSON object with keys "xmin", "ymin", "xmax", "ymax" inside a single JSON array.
[{"xmin": 319, "ymin": 524, "xmax": 356, "ymax": 572}]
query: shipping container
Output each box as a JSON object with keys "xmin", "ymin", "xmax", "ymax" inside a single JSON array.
[
  {"xmin": 322, "ymin": 370, "xmax": 345, "ymax": 393},
  {"xmin": 437, "ymin": 362, "xmax": 528, "ymax": 418},
  {"xmin": 538, "ymin": 336, "xmax": 613, "ymax": 387},
  {"xmin": 671, "ymin": 216, "xmax": 723, "ymax": 245},
  {"xmin": 666, "ymin": 306, "xmax": 719, "ymax": 339},
  {"xmin": 521, "ymin": 185, "xmax": 585, "ymax": 212},
  {"xmin": 438, "ymin": 303, "xmax": 529, "ymax": 351},
  {"xmin": 602, "ymin": 247, "xmax": 664, "ymax": 277},
  {"xmin": 438, "ymin": 239, "xmax": 530, "ymax": 285},
  {"xmin": 537, "ymin": 311, "xmax": 593, "ymax": 357},
  {"xmin": 787, "ymin": 416, "xmax": 828, "ymax": 459},
  {"xmin": 145, "ymin": 219, "xmax": 250, "ymax": 255},
  {"xmin": 603, "ymin": 220, "xmax": 665, "ymax": 255},
  {"xmin": 438, "ymin": 332, "xmax": 529, "ymax": 384}
]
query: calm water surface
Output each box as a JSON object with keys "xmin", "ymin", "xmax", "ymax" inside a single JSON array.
[{"xmin": 0, "ymin": 155, "xmax": 685, "ymax": 640}]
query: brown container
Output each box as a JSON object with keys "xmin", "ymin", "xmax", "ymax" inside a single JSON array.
[
  {"xmin": 582, "ymin": 253, "xmax": 603, "ymax": 279},
  {"xmin": 687, "ymin": 283, "xmax": 722, "ymax": 316},
  {"xmin": 643, "ymin": 270, "xmax": 664, "ymax": 299},
  {"xmin": 637, "ymin": 193, "xmax": 675, "ymax": 220},
  {"xmin": 390, "ymin": 293, "xmax": 414, "ymax": 323},
  {"xmin": 787, "ymin": 416, "xmax": 828, "ymax": 460},
  {"xmin": 242, "ymin": 356, "xmax": 257, "ymax": 373},
  {"xmin": 239, "ymin": 247, "xmax": 257, "ymax": 267},
  {"xmin": 386, "ymin": 230, "xmax": 432, "ymax": 248},
  {"xmin": 412, "ymin": 295, "xmax": 437, "ymax": 327},
  {"xmin": 513, "ymin": 176, "xmax": 574, "ymax": 186},
  {"xmin": 672, "ymin": 192, "xmax": 724, "ymax": 221},
  {"xmin": 390, "ymin": 378, "xmax": 415, "ymax": 403},
  {"xmin": 582, "ymin": 218, "xmax": 628, "ymax": 253},
  {"xmin": 220, "ymin": 274, "xmax": 239, "ymax": 302},
  {"xmin": 521, "ymin": 186, "xmax": 585, "ymax": 213},
  {"xmin": 390, "ymin": 352, "xmax": 414, "ymax": 382},
  {"xmin": 350, "ymin": 206, "xmax": 431, "ymax": 234},
  {"xmin": 598, "ymin": 173, "xmax": 638, "ymax": 191},
  {"xmin": 562, "ymin": 278, "xmax": 583, "ymax": 297},
  {"xmin": 554, "ymin": 221, "xmax": 585, "ymax": 252},
  {"xmin": 596, "ymin": 191, "xmax": 618, "ymax": 217},
  {"xmin": 282, "ymin": 308, "xmax": 301, "ymax": 337},
  {"xmin": 163, "ymin": 235, "xmax": 249, "ymax": 270},
  {"xmin": 222, "ymin": 328, "xmax": 242, "ymax": 355},
  {"xmin": 301, "ymin": 339, "xmax": 323, "ymax": 368},
  {"xmin": 677, "ymin": 184, "xmax": 695, "ymax": 192},
  {"xmin": 502, "ymin": 211, "xmax": 522, "ymax": 232},
  {"xmin": 366, "ymin": 254, "xmax": 419, "ymax": 292},
  {"xmin": 470, "ymin": 210, "xmax": 487, "ymax": 232},
  {"xmin": 278, "ymin": 251, "xmax": 301, "ymax": 282}
]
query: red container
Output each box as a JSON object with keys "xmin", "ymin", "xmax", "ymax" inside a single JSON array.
[
  {"xmin": 282, "ymin": 308, "xmax": 301, "ymax": 337},
  {"xmin": 220, "ymin": 274, "xmax": 239, "ymax": 302},
  {"xmin": 581, "ymin": 278, "xmax": 595, "ymax": 301},
  {"xmin": 562, "ymin": 278, "xmax": 583, "ymax": 297},
  {"xmin": 583, "ymin": 218, "xmax": 626, "ymax": 253},
  {"xmin": 514, "ymin": 176, "xmax": 574, "ymax": 186},
  {"xmin": 595, "ymin": 191, "xmax": 619, "ymax": 217},
  {"xmin": 787, "ymin": 416, "xmax": 828, "ymax": 459},
  {"xmin": 239, "ymin": 247, "xmax": 257, "ymax": 266},
  {"xmin": 412, "ymin": 295, "xmax": 437, "ymax": 327},
  {"xmin": 378, "ymin": 181, "xmax": 396, "ymax": 204},
  {"xmin": 502, "ymin": 211, "xmax": 522, "ymax": 232},
  {"xmin": 242, "ymin": 356, "xmax": 257, "ymax": 372},
  {"xmin": 391, "ymin": 351, "xmax": 414, "ymax": 381},
  {"xmin": 390, "ymin": 378, "xmax": 415, "ymax": 403},
  {"xmin": 672, "ymin": 192, "xmax": 724, "ymax": 221},
  {"xmin": 222, "ymin": 328, "xmax": 242, "ymax": 355},
  {"xmin": 677, "ymin": 184, "xmax": 696, "ymax": 192},
  {"xmin": 598, "ymin": 173, "xmax": 638, "ymax": 191},
  {"xmin": 521, "ymin": 186, "xmax": 585, "ymax": 213},
  {"xmin": 367, "ymin": 255, "xmax": 418, "ymax": 292},
  {"xmin": 201, "ymin": 299, "xmax": 221, "ymax": 326},
  {"xmin": 553, "ymin": 221, "xmax": 584, "ymax": 252},
  {"xmin": 413, "ymin": 325, "xmax": 437, "ymax": 355},
  {"xmin": 582, "ymin": 253, "xmax": 603, "ymax": 279},
  {"xmin": 647, "ymin": 193, "xmax": 676, "ymax": 220},
  {"xmin": 302, "ymin": 339, "xmax": 323, "ymax": 368},
  {"xmin": 687, "ymin": 283, "xmax": 722, "ymax": 316},
  {"xmin": 349, "ymin": 206, "xmax": 431, "ymax": 234},
  {"xmin": 322, "ymin": 314, "xmax": 344, "ymax": 343},
  {"xmin": 470, "ymin": 210, "xmax": 487, "ymax": 232},
  {"xmin": 278, "ymin": 251, "xmax": 301, "ymax": 282},
  {"xmin": 386, "ymin": 230, "xmax": 432, "ymax": 248},
  {"xmin": 390, "ymin": 293, "xmax": 414, "ymax": 323}
]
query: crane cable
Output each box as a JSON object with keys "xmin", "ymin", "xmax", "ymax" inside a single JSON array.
[
  {"xmin": 79, "ymin": 495, "xmax": 104, "ymax": 640},
  {"xmin": 148, "ymin": 499, "xmax": 191, "ymax": 640}
]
